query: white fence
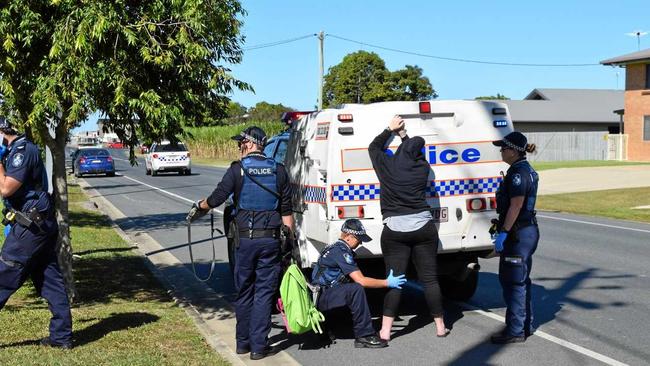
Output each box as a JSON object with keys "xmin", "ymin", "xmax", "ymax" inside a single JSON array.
[{"xmin": 526, "ymin": 131, "xmax": 612, "ymax": 162}]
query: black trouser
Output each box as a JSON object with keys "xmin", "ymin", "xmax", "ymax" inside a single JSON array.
[
  {"xmin": 317, "ymin": 282, "xmax": 375, "ymax": 338},
  {"xmin": 381, "ymin": 220, "xmax": 443, "ymax": 317}
]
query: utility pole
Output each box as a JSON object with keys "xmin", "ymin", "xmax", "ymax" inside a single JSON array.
[{"xmin": 318, "ymin": 31, "xmax": 324, "ymax": 110}]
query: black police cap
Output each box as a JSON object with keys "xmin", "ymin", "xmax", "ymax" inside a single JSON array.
[
  {"xmin": 493, "ymin": 131, "xmax": 527, "ymax": 152},
  {"xmin": 231, "ymin": 126, "xmax": 267, "ymax": 146},
  {"xmin": 341, "ymin": 218, "xmax": 372, "ymax": 242}
]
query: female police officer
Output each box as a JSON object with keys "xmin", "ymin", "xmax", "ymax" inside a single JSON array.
[
  {"xmin": 0, "ymin": 117, "xmax": 72, "ymax": 349},
  {"xmin": 491, "ymin": 131, "xmax": 539, "ymax": 344}
]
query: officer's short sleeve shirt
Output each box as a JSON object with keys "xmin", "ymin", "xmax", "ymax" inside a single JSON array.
[
  {"xmin": 328, "ymin": 243, "xmax": 359, "ymax": 275},
  {"xmin": 507, "ymin": 163, "xmax": 532, "ymax": 198},
  {"xmin": 5, "ymin": 141, "xmax": 35, "ymax": 184}
]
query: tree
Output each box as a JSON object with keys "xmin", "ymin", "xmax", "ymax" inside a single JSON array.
[
  {"xmin": 247, "ymin": 102, "xmax": 294, "ymax": 121},
  {"xmin": 0, "ymin": 0, "xmax": 251, "ymax": 301},
  {"xmin": 475, "ymin": 94, "xmax": 510, "ymax": 100},
  {"xmin": 323, "ymin": 51, "xmax": 436, "ymax": 107}
]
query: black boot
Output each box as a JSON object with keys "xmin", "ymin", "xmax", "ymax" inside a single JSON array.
[{"xmin": 354, "ymin": 335, "xmax": 388, "ymax": 348}]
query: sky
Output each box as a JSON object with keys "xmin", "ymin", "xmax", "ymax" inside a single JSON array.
[{"xmin": 76, "ymin": 0, "xmax": 649, "ymax": 131}]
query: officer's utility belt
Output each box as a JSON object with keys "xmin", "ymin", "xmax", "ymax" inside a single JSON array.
[
  {"xmin": 239, "ymin": 228, "xmax": 281, "ymax": 239},
  {"xmin": 514, "ymin": 216, "xmax": 537, "ymax": 230},
  {"xmin": 3, "ymin": 207, "xmax": 45, "ymax": 231}
]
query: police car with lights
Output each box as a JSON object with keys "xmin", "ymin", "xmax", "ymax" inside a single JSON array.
[{"xmin": 278, "ymin": 101, "xmax": 513, "ymax": 301}]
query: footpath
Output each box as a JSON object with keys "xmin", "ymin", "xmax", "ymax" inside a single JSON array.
[
  {"xmin": 538, "ymin": 165, "xmax": 650, "ymax": 195},
  {"xmin": 79, "ymin": 179, "xmax": 300, "ymax": 366}
]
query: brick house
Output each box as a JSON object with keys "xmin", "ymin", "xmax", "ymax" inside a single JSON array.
[{"xmin": 601, "ymin": 49, "xmax": 650, "ymax": 161}]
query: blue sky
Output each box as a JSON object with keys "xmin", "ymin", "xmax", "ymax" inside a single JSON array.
[{"xmin": 77, "ymin": 0, "xmax": 648, "ymax": 131}]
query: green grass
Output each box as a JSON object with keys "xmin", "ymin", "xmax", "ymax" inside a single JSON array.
[
  {"xmin": 531, "ymin": 160, "xmax": 650, "ymax": 171},
  {"xmin": 191, "ymin": 156, "xmax": 232, "ymax": 168},
  {"xmin": 0, "ymin": 183, "xmax": 229, "ymax": 366},
  {"xmin": 537, "ymin": 186, "xmax": 650, "ymax": 223}
]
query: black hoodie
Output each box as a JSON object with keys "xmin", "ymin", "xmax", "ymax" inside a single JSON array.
[{"xmin": 368, "ymin": 129, "xmax": 431, "ymax": 219}]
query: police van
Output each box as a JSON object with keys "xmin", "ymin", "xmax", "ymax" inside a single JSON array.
[{"xmin": 282, "ymin": 100, "xmax": 513, "ymax": 300}]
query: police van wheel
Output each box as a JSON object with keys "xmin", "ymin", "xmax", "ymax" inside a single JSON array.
[
  {"xmin": 439, "ymin": 270, "xmax": 479, "ymax": 302},
  {"xmin": 152, "ymin": 170, "xmax": 158, "ymax": 176}
]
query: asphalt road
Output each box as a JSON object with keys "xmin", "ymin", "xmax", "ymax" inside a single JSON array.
[{"xmin": 76, "ymin": 148, "xmax": 649, "ymax": 366}]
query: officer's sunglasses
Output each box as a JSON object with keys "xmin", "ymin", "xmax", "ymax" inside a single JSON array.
[
  {"xmin": 499, "ymin": 146, "xmax": 513, "ymax": 152},
  {"xmin": 237, "ymin": 139, "xmax": 249, "ymax": 148}
]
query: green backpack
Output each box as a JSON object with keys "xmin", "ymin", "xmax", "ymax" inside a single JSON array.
[{"xmin": 278, "ymin": 263, "xmax": 325, "ymax": 334}]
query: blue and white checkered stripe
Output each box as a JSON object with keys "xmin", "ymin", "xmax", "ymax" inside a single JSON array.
[
  {"xmin": 332, "ymin": 184, "xmax": 380, "ymax": 202},
  {"xmin": 158, "ymin": 155, "xmax": 188, "ymax": 162},
  {"xmin": 427, "ymin": 177, "xmax": 502, "ymax": 197},
  {"xmin": 304, "ymin": 186, "xmax": 327, "ymax": 203},
  {"xmin": 332, "ymin": 177, "xmax": 502, "ymax": 202}
]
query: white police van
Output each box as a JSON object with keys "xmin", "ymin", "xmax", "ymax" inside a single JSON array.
[{"xmin": 283, "ymin": 100, "xmax": 513, "ymax": 300}]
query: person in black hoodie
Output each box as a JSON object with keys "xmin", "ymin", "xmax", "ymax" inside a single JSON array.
[{"xmin": 369, "ymin": 115, "xmax": 449, "ymax": 341}]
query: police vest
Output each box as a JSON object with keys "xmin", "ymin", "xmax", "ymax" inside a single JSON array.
[
  {"xmin": 496, "ymin": 159, "xmax": 538, "ymax": 226},
  {"xmin": 237, "ymin": 156, "xmax": 279, "ymax": 212},
  {"xmin": 312, "ymin": 241, "xmax": 352, "ymax": 288}
]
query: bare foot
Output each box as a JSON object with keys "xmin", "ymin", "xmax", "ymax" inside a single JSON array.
[{"xmin": 379, "ymin": 328, "xmax": 391, "ymax": 341}]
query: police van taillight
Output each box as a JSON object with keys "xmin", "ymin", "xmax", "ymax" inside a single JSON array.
[
  {"xmin": 489, "ymin": 197, "xmax": 497, "ymax": 210},
  {"xmin": 419, "ymin": 102, "xmax": 431, "ymax": 114},
  {"xmin": 338, "ymin": 114, "xmax": 353, "ymax": 122},
  {"xmin": 466, "ymin": 198, "xmax": 488, "ymax": 212},
  {"xmin": 337, "ymin": 205, "xmax": 364, "ymax": 219}
]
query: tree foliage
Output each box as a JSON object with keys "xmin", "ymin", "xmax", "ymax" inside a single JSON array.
[
  {"xmin": 0, "ymin": 0, "xmax": 250, "ymax": 300},
  {"xmin": 323, "ymin": 51, "xmax": 436, "ymax": 107},
  {"xmin": 247, "ymin": 101, "xmax": 294, "ymax": 121},
  {"xmin": 475, "ymin": 93, "xmax": 510, "ymax": 100}
]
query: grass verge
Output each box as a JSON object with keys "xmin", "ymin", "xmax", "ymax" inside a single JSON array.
[
  {"xmin": 537, "ymin": 187, "xmax": 650, "ymax": 223},
  {"xmin": 531, "ymin": 160, "xmax": 650, "ymax": 171},
  {"xmin": 0, "ymin": 182, "xmax": 229, "ymax": 366}
]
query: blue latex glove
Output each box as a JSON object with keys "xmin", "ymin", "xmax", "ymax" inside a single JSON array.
[
  {"xmin": 0, "ymin": 144, "xmax": 7, "ymax": 159},
  {"xmin": 3, "ymin": 224, "xmax": 11, "ymax": 238},
  {"xmin": 386, "ymin": 269, "xmax": 407, "ymax": 289},
  {"xmin": 493, "ymin": 231, "xmax": 508, "ymax": 253}
]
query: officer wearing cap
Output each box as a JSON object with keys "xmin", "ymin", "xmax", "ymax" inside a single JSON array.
[
  {"xmin": 187, "ymin": 126, "xmax": 293, "ymax": 360},
  {"xmin": 311, "ymin": 219, "xmax": 406, "ymax": 348},
  {"xmin": 491, "ymin": 131, "xmax": 539, "ymax": 344},
  {"xmin": 0, "ymin": 117, "xmax": 73, "ymax": 349}
]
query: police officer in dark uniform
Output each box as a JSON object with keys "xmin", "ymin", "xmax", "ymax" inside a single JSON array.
[
  {"xmin": 311, "ymin": 219, "xmax": 406, "ymax": 348},
  {"xmin": 0, "ymin": 117, "xmax": 73, "ymax": 349},
  {"xmin": 491, "ymin": 131, "xmax": 539, "ymax": 344},
  {"xmin": 187, "ymin": 126, "xmax": 293, "ymax": 360}
]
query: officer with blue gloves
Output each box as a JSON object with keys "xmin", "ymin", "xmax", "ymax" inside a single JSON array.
[
  {"xmin": 187, "ymin": 126, "xmax": 293, "ymax": 360},
  {"xmin": 491, "ymin": 131, "xmax": 539, "ymax": 344},
  {"xmin": 0, "ymin": 117, "xmax": 72, "ymax": 349},
  {"xmin": 312, "ymin": 219, "xmax": 406, "ymax": 348}
]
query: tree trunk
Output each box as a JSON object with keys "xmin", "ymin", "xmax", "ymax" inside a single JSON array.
[{"xmin": 51, "ymin": 135, "xmax": 77, "ymax": 302}]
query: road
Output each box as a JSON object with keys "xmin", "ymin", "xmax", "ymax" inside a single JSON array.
[{"xmin": 76, "ymin": 148, "xmax": 649, "ymax": 366}]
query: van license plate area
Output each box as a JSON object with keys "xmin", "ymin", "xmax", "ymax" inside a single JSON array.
[{"xmin": 430, "ymin": 207, "xmax": 448, "ymax": 223}]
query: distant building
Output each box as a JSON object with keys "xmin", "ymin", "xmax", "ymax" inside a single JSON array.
[
  {"xmin": 495, "ymin": 88, "xmax": 624, "ymax": 133},
  {"xmin": 601, "ymin": 48, "xmax": 650, "ymax": 161}
]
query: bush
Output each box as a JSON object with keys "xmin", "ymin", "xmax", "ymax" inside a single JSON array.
[{"xmin": 183, "ymin": 121, "xmax": 286, "ymax": 161}]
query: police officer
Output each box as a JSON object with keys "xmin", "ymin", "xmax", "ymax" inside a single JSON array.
[
  {"xmin": 187, "ymin": 126, "xmax": 293, "ymax": 360},
  {"xmin": 311, "ymin": 219, "xmax": 406, "ymax": 348},
  {"xmin": 0, "ymin": 117, "xmax": 72, "ymax": 349},
  {"xmin": 491, "ymin": 131, "xmax": 539, "ymax": 344}
]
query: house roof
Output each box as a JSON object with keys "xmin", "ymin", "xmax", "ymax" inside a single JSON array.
[
  {"xmin": 601, "ymin": 48, "xmax": 650, "ymax": 66},
  {"xmin": 493, "ymin": 88, "xmax": 624, "ymax": 123}
]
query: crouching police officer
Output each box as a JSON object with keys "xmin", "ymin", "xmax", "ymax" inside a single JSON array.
[
  {"xmin": 311, "ymin": 219, "xmax": 406, "ymax": 348},
  {"xmin": 0, "ymin": 117, "xmax": 72, "ymax": 349},
  {"xmin": 491, "ymin": 131, "xmax": 539, "ymax": 344},
  {"xmin": 187, "ymin": 126, "xmax": 293, "ymax": 360}
]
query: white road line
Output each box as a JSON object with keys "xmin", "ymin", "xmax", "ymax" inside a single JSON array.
[
  {"xmin": 402, "ymin": 282, "xmax": 628, "ymax": 366},
  {"xmin": 537, "ymin": 214, "xmax": 650, "ymax": 234},
  {"xmin": 459, "ymin": 303, "xmax": 629, "ymax": 366},
  {"xmin": 121, "ymin": 175, "xmax": 224, "ymax": 215}
]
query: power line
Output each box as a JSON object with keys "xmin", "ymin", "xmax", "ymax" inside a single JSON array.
[
  {"xmin": 242, "ymin": 34, "xmax": 316, "ymax": 51},
  {"xmin": 327, "ymin": 34, "xmax": 600, "ymax": 67}
]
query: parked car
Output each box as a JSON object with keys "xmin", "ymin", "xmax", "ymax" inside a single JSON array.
[
  {"xmin": 73, "ymin": 148, "xmax": 115, "ymax": 177},
  {"xmin": 107, "ymin": 141, "xmax": 124, "ymax": 149},
  {"xmin": 145, "ymin": 141, "xmax": 191, "ymax": 176}
]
